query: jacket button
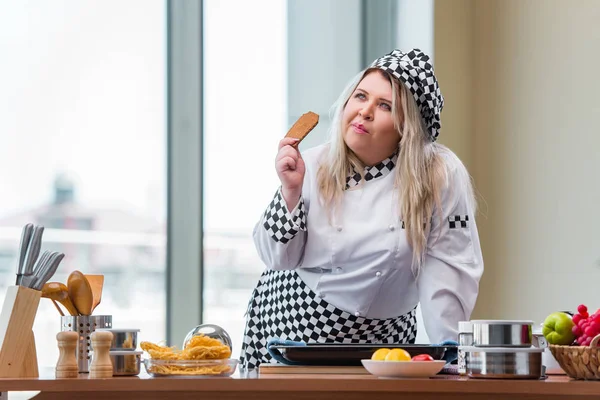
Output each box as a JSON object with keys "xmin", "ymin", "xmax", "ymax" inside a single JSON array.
[
  {"xmin": 354, "ymin": 311, "xmax": 361, "ymax": 317},
  {"xmin": 389, "ymin": 225, "xmax": 395, "ymax": 231},
  {"xmin": 375, "ymin": 271, "xmax": 382, "ymax": 277}
]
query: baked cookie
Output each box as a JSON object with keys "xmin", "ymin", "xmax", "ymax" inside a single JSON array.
[{"xmin": 285, "ymin": 111, "xmax": 319, "ymax": 145}]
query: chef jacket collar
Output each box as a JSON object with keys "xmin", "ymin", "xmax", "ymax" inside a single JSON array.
[{"xmin": 346, "ymin": 150, "xmax": 398, "ymax": 189}]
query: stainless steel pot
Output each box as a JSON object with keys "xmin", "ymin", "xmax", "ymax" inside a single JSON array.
[
  {"xmin": 96, "ymin": 328, "xmax": 139, "ymax": 350},
  {"xmin": 108, "ymin": 351, "xmax": 142, "ymax": 376},
  {"xmin": 471, "ymin": 320, "xmax": 533, "ymax": 347},
  {"xmin": 464, "ymin": 346, "xmax": 544, "ymax": 379}
]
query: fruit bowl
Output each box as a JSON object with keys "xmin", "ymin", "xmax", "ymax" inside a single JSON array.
[
  {"xmin": 543, "ymin": 305, "xmax": 600, "ymax": 380},
  {"xmin": 547, "ymin": 305, "xmax": 600, "ymax": 380},
  {"xmin": 361, "ymin": 360, "xmax": 446, "ymax": 379},
  {"xmin": 549, "ymin": 342, "xmax": 600, "ymax": 380}
]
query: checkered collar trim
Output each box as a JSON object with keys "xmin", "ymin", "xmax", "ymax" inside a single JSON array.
[
  {"xmin": 369, "ymin": 48, "xmax": 444, "ymax": 142},
  {"xmin": 345, "ymin": 151, "xmax": 398, "ymax": 189}
]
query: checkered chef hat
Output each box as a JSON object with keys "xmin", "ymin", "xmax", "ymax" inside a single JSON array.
[{"xmin": 369, "ymin": 48, "xmax": 444, "ymax": 141}]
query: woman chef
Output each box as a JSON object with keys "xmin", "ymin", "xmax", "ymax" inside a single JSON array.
[{"xmin": 240, "ymin": 49, "xmax": 484, "ymax": 369}]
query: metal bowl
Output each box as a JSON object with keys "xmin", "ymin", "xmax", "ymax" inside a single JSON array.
[
  {"xmin": 96, "ymin": 328, "xmax": 139, "ymax": 350},
  {"xmin": 471, "ymin": 320, "xmax": 533, "ymax": 347},
  {"xmin": 464, "ymin": 346, "xmax": 544, "ymax": 379},
  {"xmin": 183, "ymin": 324, "xmax": 232, "ymax": 350},
  {"xmin": 109, "ymin": 351, "xmax": 142, "ymax": 376}
]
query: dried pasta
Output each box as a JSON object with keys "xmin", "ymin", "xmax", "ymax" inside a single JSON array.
[
  {"xmin": 122, "ymin": 335, "xmax": 134, "ymax": 349},
  {"xmin": 147, "ymin": 364, "xmax": 231, "ymax": 376},
  {"xmin": 141, "ymin": 334, "xmax": 233, "ymax": 376}
]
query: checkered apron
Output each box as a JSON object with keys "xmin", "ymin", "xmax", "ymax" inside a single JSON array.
[{"xmin": 240, "ymin": 269, "xmax": 417, "ymax": 369}]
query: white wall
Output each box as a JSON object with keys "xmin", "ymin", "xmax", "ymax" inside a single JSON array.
[{"xmin": 436, "ymin": 0, "xmax": 600, "ymax": 323}]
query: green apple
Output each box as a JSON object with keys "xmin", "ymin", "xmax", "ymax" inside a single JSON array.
[{"xmin": 542, "ymin": 312, "xmax": 575, "ymax": 345}]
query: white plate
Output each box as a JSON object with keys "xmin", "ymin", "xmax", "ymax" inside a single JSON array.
[{"xmin": 361, "ymin": 359, "xmax": 447, "ymax": 378}]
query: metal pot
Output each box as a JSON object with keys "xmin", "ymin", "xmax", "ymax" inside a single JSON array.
[
  {"xmin": 96, "ymin": 328, "xmax": 139, "ymax": 350},
  {"xmin": 108, "ymin": 351, "xmax": 142, "ymax": 376},
  {"xmin": 464, "ymin": 346, "xmax": 544, "ymax": 379},
  {"xmin": 471, "ymin": 320, "xmax": 533, "ymax": 347}
]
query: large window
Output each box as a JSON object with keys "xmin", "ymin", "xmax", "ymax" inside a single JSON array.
[
  {"xmin": 0, "ymin": 1, "xmax": 167, "ymax": 367},
  {"xmin": 202, "ymin": 0, "xmax": 287, "ymax": 358}
]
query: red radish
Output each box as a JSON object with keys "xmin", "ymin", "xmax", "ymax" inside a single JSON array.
[{"xmin": 411, "ymin": 354, "xmax": 434, "ymax": 362}]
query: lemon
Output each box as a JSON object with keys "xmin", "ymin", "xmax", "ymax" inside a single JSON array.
[
  {"xmin": 371, "ymin": 348, "xmax": 391, "ymax": 361},
  {"xmin": 384, "ymin": 348, "xmax": 411, "ymax": 362}
]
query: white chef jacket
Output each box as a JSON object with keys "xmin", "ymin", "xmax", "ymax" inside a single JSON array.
[{"xmin": 253, "ymin": 143, "xmax": 483, "ymax": 343}]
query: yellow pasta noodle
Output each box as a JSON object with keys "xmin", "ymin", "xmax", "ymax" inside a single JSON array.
[
  {"xmin": 141, "ymin": 334, "xmax": 233, "ymax": 376},
  {"xmin": 122, "ymin": 335, "xmax": 134, "ymax": 349},
  {"xmin": 148, "ymin": 364, "xmax": 231, "ymax": 376}
]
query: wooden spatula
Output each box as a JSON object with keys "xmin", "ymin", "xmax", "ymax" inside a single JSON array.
[
  {"xmin": 67, "ymin": 270, "xmax": 93, "ymax": 316},
  {"xmin": 42, "ymin": 282, "xmax": 79, "ymax": 316},
  {"xmin": 85, "ymin": 274, "xmax": 104, "ymax": 314}
]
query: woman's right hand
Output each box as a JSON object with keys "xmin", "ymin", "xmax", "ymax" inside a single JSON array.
[{"xmin": 276, "ymin": 138, "xmax": 305, "ymax": 209}]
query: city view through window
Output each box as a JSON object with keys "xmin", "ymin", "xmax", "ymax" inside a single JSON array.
[{"xmin": 0, "ymin": 0, "xmax": 286, "ymax": 366}]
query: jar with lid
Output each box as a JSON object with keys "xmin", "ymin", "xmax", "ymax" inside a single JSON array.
[{"xmin": 457, "ymin": 321, "xmax": 473, "ymax": 376}]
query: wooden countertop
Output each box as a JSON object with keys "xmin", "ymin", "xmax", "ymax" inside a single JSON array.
[{"xmin": 1, "ymin": 369, "xmax": 600, "ymax": 400}]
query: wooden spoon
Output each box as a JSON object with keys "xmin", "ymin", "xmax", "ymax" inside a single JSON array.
[
  {"xmin": 85, "ymin": 274, "xmax": 104, "ymax": 314},
  {"xmin": 67, "ymin": 270, "xmax": 93, "ymax": 316},
  {"xmin": 42, "ymin": 282, "xmax": 79, "ymax": 316}
]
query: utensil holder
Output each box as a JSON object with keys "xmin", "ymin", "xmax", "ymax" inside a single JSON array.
[
  {"xmin": 0, "ymin": 285, "xmax": 41, "ymax": 378},
  {"xmin": 61, "ymin": 315, "xmax": 112, "ymax": 373}
]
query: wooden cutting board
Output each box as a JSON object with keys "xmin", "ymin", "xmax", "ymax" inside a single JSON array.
[{"xmin": 259, "ymin": 364, "xmax": 368, "ymax": 375}]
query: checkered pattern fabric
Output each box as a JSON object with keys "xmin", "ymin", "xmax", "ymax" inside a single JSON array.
[
  {"xmin": 240, "ymin": 270, "xmax": 417, "ymax": 370},
  {"xmin": 262, "ymin": 188, "xmax": 307, "ymax": 244},
  {"xmin": 345, "ymin": 153, "xmax": 397, "ymax": 189},
  {"xmin": 448, "ymin": 215, "xmax": 469, "ymax": 229},
  {"xmin": 369, "ymin": 48, "xmax": 444, "ymax": 141}
]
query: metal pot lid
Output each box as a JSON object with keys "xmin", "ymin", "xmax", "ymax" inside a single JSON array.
[
  {"xmin": 461, "ymin": 346, "xmax": 544, "ymax": 353},
  {"xmin": 96, "ymin": 328, "xmax": 141, "ymax": 332},
  {"xmin": 470, "ymin": 320, "xmax": 534, "ymax": 325}
]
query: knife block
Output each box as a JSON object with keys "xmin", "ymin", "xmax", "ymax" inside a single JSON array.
[{"xmin": 0, "ymin": 285, "xmax": 41, "ymax": 378}]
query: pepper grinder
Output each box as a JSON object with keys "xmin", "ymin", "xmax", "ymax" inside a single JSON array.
[
  {"xmin": 89, "ymin": 331, "xmax": 113, "ymax": 378},
  {"xmin": 56, "ymin": 331, "xmax": 79, "ymax": 378}
]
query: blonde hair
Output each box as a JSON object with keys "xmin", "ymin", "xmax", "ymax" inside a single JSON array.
[{"xmin": 316, "ymin": 68, "xmax": 476, "ymax": 276}]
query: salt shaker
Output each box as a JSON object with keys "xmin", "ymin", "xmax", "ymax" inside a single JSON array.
[
  {"xmin": 56, "ymin": 331, "xmax": 79, "ymax": 378},
  {"xmin": 89, "ymin": 331, "xmax": 113, "ymax": 378},
  {"xmin": 457, "ymin": 321, "xmax": 473, "ymax": 376}
]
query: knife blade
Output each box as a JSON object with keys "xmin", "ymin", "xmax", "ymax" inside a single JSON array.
[
  {"xmin": 21, "ymin": 250, "xmax": 52, "ymax": 288},
  {"xmin": 33, "ymin": 253, "xmax": 64, "ymax": 291},
  {"xmin": 15, "ymin": 223, "xmax": 34, "ymax": 285},
  {"xmin": 29, "ymin": 251, "xmax": 57, "ymax": 290},
  {"xmin": 23, "ymin": 225, "xmax": 44, "ymax": 277}
]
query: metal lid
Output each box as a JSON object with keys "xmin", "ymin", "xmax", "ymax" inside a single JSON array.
[
  {"xmin": 108, "ymin": 350, "xmax": 143, "ymax": 355},
  {"xmin": 470, "ymin": 320, "xmax": 534, "ymax": 325},
  {"xmin": 461, "ymin": 346, "xmax": 543, "ymax": 353}
]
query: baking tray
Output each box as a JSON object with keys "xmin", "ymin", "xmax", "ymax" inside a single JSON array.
[{"xmin": 270, "ymin": 343, "xmax": 456, "ymax": 366}]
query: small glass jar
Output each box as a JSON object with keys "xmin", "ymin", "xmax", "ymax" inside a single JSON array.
[{"xmin": 457, "ymin": 321, "xmax": 473, "ymax": 376}]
